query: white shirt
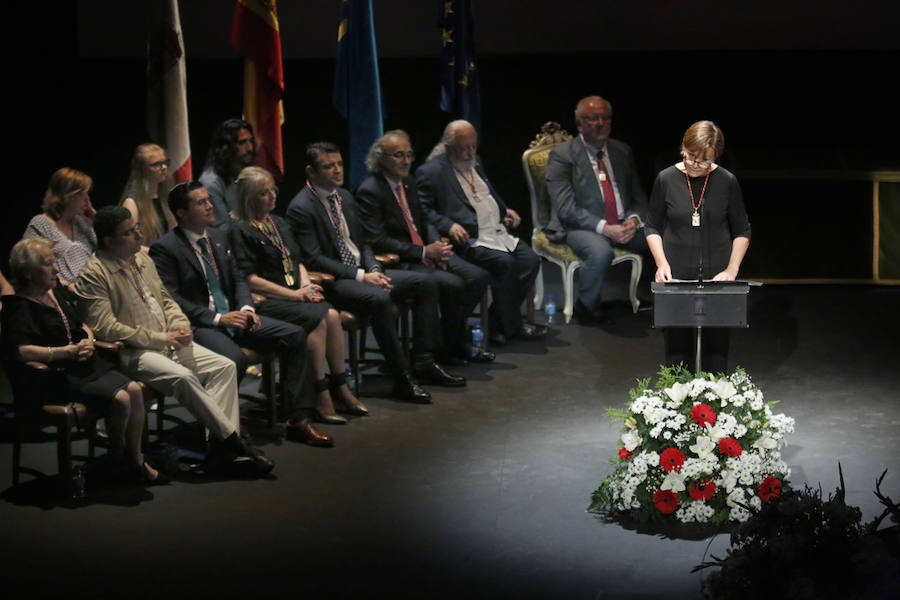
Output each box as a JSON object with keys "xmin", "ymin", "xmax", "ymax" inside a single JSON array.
[
  {"xmin": 313, "ymin": 185, "xmax": 367, "ymax": 282},
  {"xmin": 183, "ymin": 228, "xmax": 254, "ymax": 324},
  {"xmin": 580, "ymin": 136, "xmax": 643, "ymax": 234},
  {"xmin": 451, "ymin": 161, "xmax": 518, "ymax": 252}
]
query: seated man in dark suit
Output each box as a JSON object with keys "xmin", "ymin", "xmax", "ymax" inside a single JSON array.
[
  {"xmin": 355, "ymin": 130, "xmax": 493, "ymax": 365},
  {"xmin": 545, "ymin": 96, "xmax": 649, "ymax": 321},
  {"xmin": 416, "ymin": 120, "xmax": 546, "ymax": 345},
  {"xmin": 286, "ymin": 142, "xmax": 465, "ymax": 404},
  {"xmin": 149, "ymin": 181, "xmax": 333, "ymax": 447}
]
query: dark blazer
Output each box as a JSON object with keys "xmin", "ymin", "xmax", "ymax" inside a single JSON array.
[
  {"xmin": 544, "ymin": 136, "xmax": 647, "ymax": 242},
  {"xmin": 355, "ymin": 173, "xmax": 438, "ymax": 263},
  {"xmin": 285, "ymin": 186, "xmax": 379, "ymax": 280},
  {"xmin": 415, "ymin": 154, "xmax": 509, "ymax": 241},
  {"xmin": 228, "ymin": 214, "xmax": 305, "ymax": 289},
  {"xmin": 149, "ymin": 226, "xmax": 252, "ymax": 328}
]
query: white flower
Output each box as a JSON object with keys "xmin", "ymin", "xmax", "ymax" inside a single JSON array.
[
  {"xmin": 621, "ymin": 429, "xmax": 642, "ymax": 451},
  {"xmin": 660, "ymin": 471, "xmax": 686, "ymax": 492},
  {"xmin": 711, "ymin": 378, "xmax": 737, "ymax": 401},
  {"xmin": 718, "ymin": 470, "xmax": 738, "ymax": 493},
  {"xmin": 663, "ymin": 381, "xmax": 691, "ymax": 405},
  {"xmin": 705, "ymin": 423, "xmax": 728, "ymax": 442},
  {"xmin": 752, "ymin": 434, "xmax": 777, "ymax": 451},
  {"xmin": 689, "ymin": 435, "xmax": 716, "ymax": 459},
  {"xmin": 725, "ymin": 487, "xmax": 746, "ymax": 507}
]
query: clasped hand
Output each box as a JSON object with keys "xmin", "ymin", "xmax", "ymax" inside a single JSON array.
[
  {"xmin": 69, "ymin": 338, "xmax": 94, "ymax": 361},
  {"xmin": 603, "ymin": 218, "xmax": 638, "ymax": 244},
  {"xmin": 219, "ymin": 310, "xmax": 261, "ymax": 330},
  {"xmin": 363, "ymin": 271, "xmax": 393, "ymax": 291},
  {"xmin": 166, "ymin": 328, "xmax": 194, "ymax": 350},
  {"xmin": 425, "ymin": 240, "xmax": 454, "ymax": 264}
]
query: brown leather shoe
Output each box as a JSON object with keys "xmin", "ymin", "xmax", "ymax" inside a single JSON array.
[{"xmin": 286, "ymin": 418, "xmax": 334, "ymax": 447}]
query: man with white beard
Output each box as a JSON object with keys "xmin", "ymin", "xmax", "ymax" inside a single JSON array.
[{"xmin": 415, "ymin": 121, "xmax": 546, "ymax": 346}]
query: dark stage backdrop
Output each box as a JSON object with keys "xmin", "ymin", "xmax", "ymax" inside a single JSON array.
[{"xmin": 5, "ymin": 2, "xmax": 899, "ymax": 281}]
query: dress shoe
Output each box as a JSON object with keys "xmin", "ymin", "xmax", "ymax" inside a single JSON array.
[
  {"xmin": 336, "ymin": 400, "xmax": 369, "ymax": 416},
  {"xmin": 413, "ymin": 361, "xmax": 467, "ymax": 387},
  {"xmin": 315, "ymin": 410, "xmax": 348, "ymax": 425},
  {"xmin": 203, "ymin": 436, "xmax": 273, "ymax": 477},
  {"xmin": 574, "ymin": 299, "xmax": 606, "ymax": 324},
  {"xmin": 392, "ymin": 373, "xmax": 432, "ymax": 403},
  {"xmin": 286, "ymin": 418, "xmax": 334, "ymax": 447},
  {"xmin": 466, "ymin": 345, "xmax": 496, "ymax": 363},
  {"xmin": 230, "ymin": 435, "xmax": 276, "ymax": 475},
  {"xmin": 516, "ymin": 323, "xmax": 548, "ymax": 341}
]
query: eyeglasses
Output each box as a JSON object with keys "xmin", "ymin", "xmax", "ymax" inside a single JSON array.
[
  {"xmin": 387, "ymin": 151, "xmax": 415, "ymax": 160},
  {"xmin": 149, "ymin": 159, "xmax": 170, "ymax": 169},
  {"xmin": 119, "ymin": 223, "xmax": 143, "ymax": 237},
  {"xmin": 683, "ymin": 155, "xmax": 712, "ymax": 169}
]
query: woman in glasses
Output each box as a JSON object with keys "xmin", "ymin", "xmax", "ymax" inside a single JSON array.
[
  {"xmin": 23, "ymin": 167, "xmax": 98, "ymax": 293},
  {"xmin": 645, "ymin": 120, "xmax": 751, "ymax": 373},
  {"xmin": 120, "ymin": 143, "xmax": 177, "ymax": 247},
  {"xmin": 229, "ymin": 166, "xmax": 367, "ymax": 425}
]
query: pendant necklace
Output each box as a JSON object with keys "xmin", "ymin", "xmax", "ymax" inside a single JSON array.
[{"xmin": 685, "ymin": 168, "xmax": 711, "ymax": 227}]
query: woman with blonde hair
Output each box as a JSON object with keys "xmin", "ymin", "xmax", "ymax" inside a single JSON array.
[
  {"xmin": 23, "ymin": 167, "xmax": 98, "ymax": 291},
  {"xmin": 229, "ymin": 166, "xmax": 367, "ymax": 425},
  {"xmin": 120, "ymin": 143, "xmax": 176, "ymax": 246},
  {"xmin": 1, "ymin": 238, "xmax": 166, "ymax": 484}
]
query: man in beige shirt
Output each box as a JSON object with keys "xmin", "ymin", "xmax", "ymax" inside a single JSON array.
[{"xmin": 75, "ymin": 206, "xmax": 273, "ymax": 477}]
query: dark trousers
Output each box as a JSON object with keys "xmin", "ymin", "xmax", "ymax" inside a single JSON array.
[
  {"xmin": 406, "ymin": 254, "xmax": 489, "ymax": 357},
  {"xmin": 565, "ymin": 228, "xmax": 648, "ymax": 311},
  {"xmin": 462, "ymin": 240, "xmax": 540, "ymax": 337},
  {"xmin": 192, "ymin": 315, "xmax": 311, "ymax": 418},
  {"xmin": 664, "ymin": 327, "xmax": 729, "ymax": 375},
  {"xmin": 326, "ymin": 268, "xmax": 439, "ymax": 374}
]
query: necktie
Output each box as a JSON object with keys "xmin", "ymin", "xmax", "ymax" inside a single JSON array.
[
  {"xmin": 396, "ymin": 184, "xmax": 433, "ymax": 266},
  {"xmin": 596, "ymin": 150, "xmax": 619, "ymax": 226},
  {"xmin": 326, "ymin": 193, "xmax": 357, "ymax": 268},
  {"xmin": 197, "ymin": 237, "xmax": 230, "ymax": 314}
]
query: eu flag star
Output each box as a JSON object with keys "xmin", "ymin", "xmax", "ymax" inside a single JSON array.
[
  {"xmin": 441, "ymin": 27, "xmax": 454, "ymax": 46},
  {"xmin": 444, "ymin": 2, "xmax": 454, "ymax": 17}
]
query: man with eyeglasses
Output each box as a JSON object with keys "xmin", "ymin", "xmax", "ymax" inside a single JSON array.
[
  {"xmin": 287, "ymin": 141, "xmax": 463, "ymax": 403},
  {"xmin": 416, "ymin": 120, "xmax": 546, "ymax": 346},
  {"xmin": 545, "ymin": 96, "xmax": 649, "ymax": 323},
  {"xmin": 75, "ymin": 205, "xmax": 276, "ymax": 476},
  {"xmin": 199, "ymin": 118, "xmax": 257, "ymax": 225},
  {"xmin": 356, "ymin": 130, "xmax": 494, "ymax": 367}
]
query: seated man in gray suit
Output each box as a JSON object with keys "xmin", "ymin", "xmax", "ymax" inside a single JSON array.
[{"xmin": 545, "ymin": 96, "xmax": 648, "ymax": 322}]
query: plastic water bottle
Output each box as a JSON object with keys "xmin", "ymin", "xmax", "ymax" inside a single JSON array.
[
  {"xmin": 471, "ymin": 320, "xmax": 484, "ymax": 350},
  {"xmin": 545, "ymin": 294, "xmax": 557, "ymax": 324},
  {"xmin": 70, "ymin": 464, "xmax": 86, "ymax": 504},
  {"xmin": 346, "ymin": 367, "xmax": 356, "ymax": 395}
]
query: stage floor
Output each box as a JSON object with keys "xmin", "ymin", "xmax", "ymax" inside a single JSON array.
[{"xmin": 1, "ymin": 278, "xmax": 899, "ymax": 599}]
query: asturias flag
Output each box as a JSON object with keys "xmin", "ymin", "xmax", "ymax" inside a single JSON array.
[
  {"xmin": 333, "ymin": 0, "xmax": 384, "ymax": 188},
  {"xmin": 232, "ymin": 0, "xmax": 285, "ymax": 180},
  {"xmin": 437, "ymin": 0, "xmax": 481, "ymax": 130}
]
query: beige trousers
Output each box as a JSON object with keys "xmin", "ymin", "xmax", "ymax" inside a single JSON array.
[{"xmin": 120, "ymin": 343, "xmax": 239, "ymax": 441}]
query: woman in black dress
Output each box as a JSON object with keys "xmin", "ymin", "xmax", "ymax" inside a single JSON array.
[
  {"xmin": 229, "ymin": 166, "xmax": 367, "ymax": 424},
  {"xmin": 1, "ymin": 238, "xmax": 165, "ymax": 483},
  {"xmin": 645, "ymin": 121, "xmax": 751, "ymax": 373}
]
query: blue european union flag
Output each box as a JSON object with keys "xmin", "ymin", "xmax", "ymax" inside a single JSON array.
[
  {"xmin": 437, "ymin": 0, "xmax": 481, "ymax": 130},
  {"xmin": 333, "ymin": 0, "xmax": 384, "ymax": 188}
]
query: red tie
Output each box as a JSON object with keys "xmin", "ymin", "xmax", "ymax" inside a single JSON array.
[
  {"xmin": 396, "ymin": 183, "xmax": 433, "ymax": 266},
  {"xmin": 597, "ymin": 150, "xmax": 619, "ymax": 225}
]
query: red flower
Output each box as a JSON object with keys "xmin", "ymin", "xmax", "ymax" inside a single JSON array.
[
  {"xmin": 659, "ymin": 448, "xmax": 686, "ymax": 472},
  {"xmin": 759, "ymin": 476, "xmax": 782, "ymax": 503},
  {"xmin": 718, "ymin": 437, "xmax": 743, "ymax": 457},
  {"xmin": 653, "ymin": 489, "xmax": 679, "ymax": 514},
  {"xmin": 689, "ymin": 477, "xmax": 717, "ymax": 501},
  {"xmin": 690, "ymin": 403, "xmax": 717, "ymax": 427},
  {"xmin": 618, "ymin": 447, "xmax": 635, "ymax": 460}
]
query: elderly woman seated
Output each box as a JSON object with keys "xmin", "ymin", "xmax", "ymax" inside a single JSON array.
[{"xmin": 1, "ymin": 238, "xmax": 167, "ymax": 484}]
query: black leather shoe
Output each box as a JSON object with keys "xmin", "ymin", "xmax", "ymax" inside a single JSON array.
[
  {"xmin": 229, "ymin": 434, "xmax": 275, "ymax": 475},
  {"xmin": 392, "ymin": 373, "xmax": 432, "ymax": 403},
  {"xmin": 413, "ymin": 362, "xmax": 467, "ymax": 387},
  {"xmin": 488, "ymin": 331, "xmax": 508, "ymax": 346},
  {"xmin": 466, "ymin": 345, "xmax": 496, "ymax": 363},
  {"xmin": 517, "ymin": 323, "xmax": 548, "ymax": 341}
]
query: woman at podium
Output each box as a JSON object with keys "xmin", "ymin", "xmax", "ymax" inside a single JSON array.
[{"xmin": 645, "ymin": 120, "xmax": 751, "ymax": 373}]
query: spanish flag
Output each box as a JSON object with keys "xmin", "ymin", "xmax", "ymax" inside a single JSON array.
[{"xmin": 232, "ymin": 0, "xmax": 285, "ymax": 179}]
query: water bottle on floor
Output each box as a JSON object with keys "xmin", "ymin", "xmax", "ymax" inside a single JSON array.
[
  {"xmin": 471, "ymin": 320, "xmax": 484, "ymax": 350},
  {"xmin": 70, "ymin": 464, "xmax": 86, "ymax": 505},
  {"xmin": 545, "ymin": 294, "xmax": 556, "ymax": 324}
]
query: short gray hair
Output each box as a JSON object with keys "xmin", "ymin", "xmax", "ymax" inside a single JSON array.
[
  {"xmin": 8, "ymin": 238, "xmax": 53, "ymax": 290},
  {"xmin": 364, "ymin": 130, "xmax": 411, "ymax": 173}
]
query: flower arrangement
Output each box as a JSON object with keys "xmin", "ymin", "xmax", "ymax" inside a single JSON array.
[{"xmin": 588, "ymin": 366, "xmax": 795, "ymax": 525}]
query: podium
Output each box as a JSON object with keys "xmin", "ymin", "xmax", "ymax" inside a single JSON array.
[{"xmin": 651, "ymin": 281, "xmax": 757, "ymax": 373}]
